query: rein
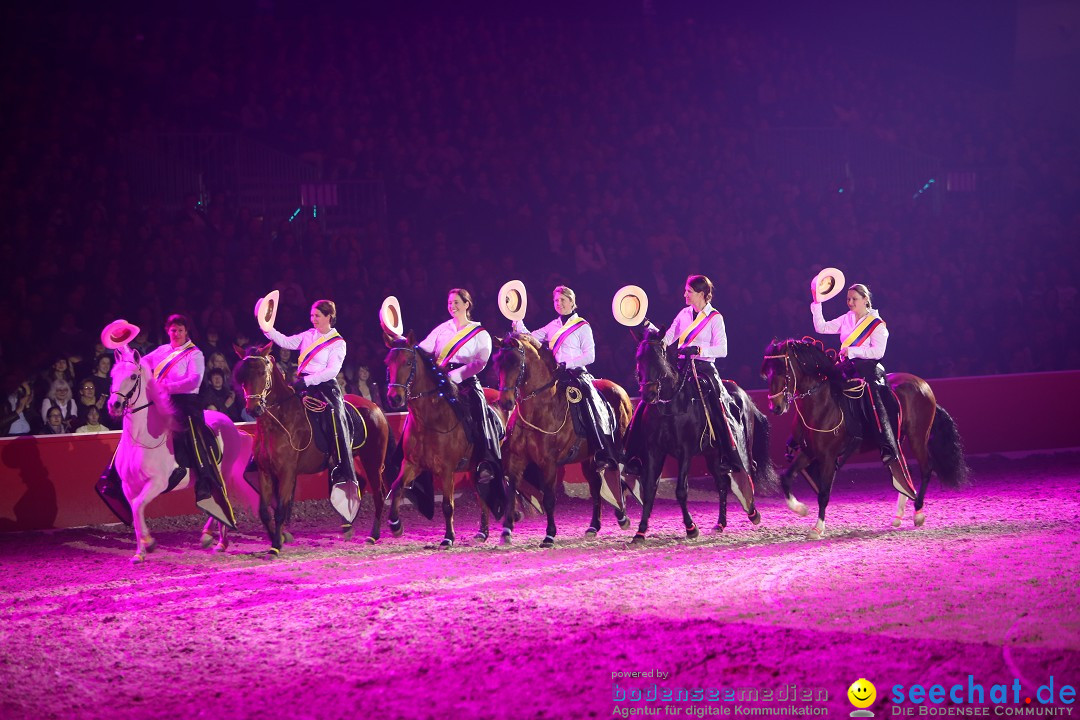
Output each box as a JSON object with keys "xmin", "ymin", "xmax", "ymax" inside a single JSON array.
[
  {"xmin": 638, "ymin": 341, "xmax": 687, "ymax": 407},
  {"xmin": 499, "ymin": 342, "xmax": 568, "ymax": 436},
  {"xmin": 241, "ymin": 355, "xmax": 314, "ymax": 453},
  {"xmin": 765, "ymin": 345, "xmax": 843, "ymax": 434},
  {"xmin": 387, "ymin": 345, "xmax": 460, "ymax": 434},
  {"xmin": 111, "ymin": 363, "xmax": 167, "ymax": 450}
]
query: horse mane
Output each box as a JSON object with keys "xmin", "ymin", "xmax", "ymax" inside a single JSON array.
[
  {"xmin": 635, "ymin": 328, "xmax": 678, "ymax": 381},
  {"xmin": 777, "ymin": 337, "xmax": 846, "ymax": 388},
  {"xmin": 514, "ymin": 332, "xmax": 559, "ymax": 374},
  {"xmin": 386, "ymin": 338, "xmax": 459, "ymax": 400},
  {"xmin": 233, "ymin": 353, "xmax": 276, "ymax": 388}
]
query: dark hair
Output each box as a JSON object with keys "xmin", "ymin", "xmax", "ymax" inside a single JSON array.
[
  {"xmin": 312, "ymin": 299, "xmax": 337, "ymax": 327},
  {"xmin": 449, "ymin": 288, "xmax": 474, "ymax": 320},
  {"xmin": 207, "ymin": 367, "xmax": 227, "ymax": 381},
  {"xmin": 686, "ymin": 274, "xmax": 714, "ymax": 303},
  {"xmin": 165, "ymin": 313, "xmax": 194, "ymax": 332}
]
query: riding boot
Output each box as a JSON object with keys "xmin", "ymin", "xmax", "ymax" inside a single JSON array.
[
  {"xmin": 464, "ymin": 377, "xmax": 505, "ymax": 520},
  {"xmin": 867, "ymin": 381, "xmax": 900, "ymax": 466},
  {"xmin": 320, "ymin": 384, "xmax": 359, "ymax": 523},
  {"xmin": 94, "ymin": 464, "xmax": 133, "ymax": 525},
  {"xmin": 188, "ymin": 421, "xmax": 237, "ymax": 529}
]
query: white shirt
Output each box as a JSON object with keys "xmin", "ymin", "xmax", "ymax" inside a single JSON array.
[
  {"xmin": 811, "ymin": 302, "xmax": 888, "ymax": 360},
  {"xmin": 419, "ymin": 319, "xmax": 492, "ymax": 384},
  {"xmin": 263, "ymin": 327, "xmax": 346, "ymax": 387},
  {"xmin": 6, "ymin": 395, "xmax": 30, "ymax": 435},
  {"xmin": 144, "ymin": 342, "xmax": 205, "ymax": 395},
  {"xmin": 512, "ymin": 315, "xmax": 595, "ymax": 369},
  {"xmin": 663, "ymin": 303, "xmax": 728, "ymax": 360}
]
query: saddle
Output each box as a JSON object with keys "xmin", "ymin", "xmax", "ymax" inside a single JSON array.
[{"xmin": 305, "ymin": 399, "xmax": 367, "ymax": 458}]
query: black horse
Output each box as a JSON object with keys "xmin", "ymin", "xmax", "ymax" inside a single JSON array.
[{"xmin": 627, "ymin": 328, "xmax": 777, "ymax": 544}]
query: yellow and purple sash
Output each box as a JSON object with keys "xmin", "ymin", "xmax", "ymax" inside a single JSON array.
[
  {"xmin": 153, "ymin": 342, "xmax": 197, "ymax": 380},
  {"xmin": 677, "ymin": 309, "xmax": 719, "ymax": 348},
  {"xmin": 298, "ymin": 330, "xmax": 343, "ymax": 373},
  {"xmin": 841, "ymin": 314, "xmax": 885, "ymax": 350},
  {"xmin": 549, "ymin": 315, "xmax": 588, "ymax": 356},
  {"xmin": 438, "ymin": 322, "xmax": 485, "ymax": 366}
]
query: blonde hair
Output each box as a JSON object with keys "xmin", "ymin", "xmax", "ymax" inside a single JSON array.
[
  {"xmin": 848, "ymin": 283, "xmax": 873, "ymax": 308},
  {"xmin": 553, "ymin": 285, "xmax": 577, "ymax": 309}
]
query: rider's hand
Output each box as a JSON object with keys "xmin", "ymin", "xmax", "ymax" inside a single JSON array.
[
  {"xmin": 291, "ymin": 377, "xmax": 307, "ymax": 394},
  {"xmin": 678, "ymin": 346, "xmax": 699, "ymax": 357}
]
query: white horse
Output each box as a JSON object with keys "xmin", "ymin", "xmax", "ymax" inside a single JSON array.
[{"xmin": 107, "ymin": 346, "xmax": 253, "ymax": 563}]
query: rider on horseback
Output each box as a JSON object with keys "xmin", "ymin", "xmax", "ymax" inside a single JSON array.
[
  {"xmin": 96, "ymin": 314, "xmax": 236, "ymax": 528},
  {"xmin": 625, "ymin": 275, "xmax": 749, "ymax": 477},
  {"xmin": 512, "ymin": 285, "xmax": 618, "ymax": 470},
  {"xmin": 262, "ymin": 299, "xmax": 359, "ymax": 518},
  {"xmin": 811, "ymin": 281, "xmax": 905, "ymax": 472}
]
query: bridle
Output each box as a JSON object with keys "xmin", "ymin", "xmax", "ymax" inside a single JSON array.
[
  {"xmin": 240, "ymin": 354, "xmax": 313, "ymax": 452},
  {"xmin": 240, "ymin": 354, "xmax": 275, "ymax": 413},
  {"xmin": 763, "ymin": 342, "xmax": 841, "ymax": 434},
  {"xmin": 637, "ymin": 339, "xmax": 684, "ymax": 406},
  {"xmin": 385, "ymin": 345, "xmax": 441, "ymax": 403},
  {"xmin": 110, "ymin": 362, "xmax": 151, "ymax": 415},
  {"xmin": 498, "ymin": 342, "xmax": 556, "ymax": 404}
]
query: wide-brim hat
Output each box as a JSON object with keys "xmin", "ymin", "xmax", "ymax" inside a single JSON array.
[
  {"xmin": 612, "ymin": 285, "xmax": 649, "ymax": 327},
  {"xmin": 812, "ymin": 267, "xmax": 846, "ymax": 303},
  {"xmin": 101, "ymin": 319, "xmax": 141, "ymax": 349},
  {"xmin": 498, "ymin": 280, "xmax": 528, "ymax": 322},
  {"xmin": 254, "ymin": 289, "xmax": 280, "ymax": 332},
  {"xmin": 380, "ymin": 295, "xmax": 404, "ymax": 337}
]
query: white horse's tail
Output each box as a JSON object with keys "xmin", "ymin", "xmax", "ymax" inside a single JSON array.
[{"xmin": 205, "ymin": 410, "xmax": 256, "ymax": 512}]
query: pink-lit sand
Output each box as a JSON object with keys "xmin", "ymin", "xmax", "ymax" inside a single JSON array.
[{"xmin": 2, "ymin": 452, "xmax": 1078, "ymax": 720}]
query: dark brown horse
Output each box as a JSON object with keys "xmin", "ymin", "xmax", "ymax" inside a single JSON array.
[
  {"xmin": 761, "ymin": 338, "xmax": 968, "ymax": 538},
  {"xmin": 234, "ymin": 345, "xmax": 393, "ymax": 555},
  {"xmin": 383, "ymin": 333, "xmax": 509, "ymax": 548},
  {"xmin": 491, "ymin": 333, "xmax": 634, "ymax": 547}
]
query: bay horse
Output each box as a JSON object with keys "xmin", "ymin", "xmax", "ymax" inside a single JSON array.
[
  {"xmin": 108, "ymin": 345, "xmax": 253, "ymax": 563},
  {"xmin": 491, "ymin": 333, "xmax": 634, "ymax": 547},
  {"xmin": 761, "ymin": 338, "xmax": 968, "ymax": 538},
  {"xmin": 630, "ymin": 328, "xmax": 777, "ymax": 544},
  {"xmin": 234, "ymin": 344, "xmax": 393, "ymax": 555},
  {"xmin": 383, "ymin": 333, "xmax": 508, "ymax": 548}
]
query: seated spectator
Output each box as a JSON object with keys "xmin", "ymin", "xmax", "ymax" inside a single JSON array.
[
  {"xmin": 42, "ymin": 406, "xmax": 68, "ymax": 434},
  {"xmin": 87, "ymin": 354, "xmax": 113, "ymax": 399},
  {"xmin": 41, "ymin": 379, "xmax": 79, "ymax": 432},
  {"xmin": 2, "ymin": 381, "xmax": 36, "ymax": 436},
  {"xmin": 75, "ymin": 378, "xmax": 107, "ymax": 423},
  {"xmin": 75, "ymin": 406, "xmax": 109, "ymax": 434},
  {"xmin": 353, "ymin": 365, "xmax": 383, "ymax": 409},
  {"xmin": 200, "ymin": 368, "xmax": 241, "ymax": 422}
]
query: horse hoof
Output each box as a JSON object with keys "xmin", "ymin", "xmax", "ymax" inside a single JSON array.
[
  {"xmin": 474, "ymin": 531, "xmax": 489, "ymax": 543},
  {"xmin": 617, "ymin": 515, "xmax": 631, "ymax": 531},
  {"xmin": 130, "ymin": 553, "xmax": 145, "ymax": 564},
  {"xmin": 787, "ymin": 500, "xmax": 809, "ymax": 517},
  {"xmin": 213, "ymin": 541, "xmax": 228, "ymax": 553},
  {"xmin": 389, "ymin": 519, "xmax": 403, "ymax": 538},
  {"xmin": 914, "ymin": 511, "xmax": 926, "ymax": 527},
  {"xmin": 629, "ymin": 532, "xmax": 647, "ymax": 546},
  {"xmin": 584, "ymin": 526, "xmax": 599, "ymax": 539},
  {"xmin": 500, "ymin": 529, "xmax": 512, "ymax": 546},
  {"xmin": 365, "ymin": 536, "xmax": 377, "ymax": 545},
  {"xmin": 748, "ymin": 510, "xmax": 762, "ymax": 526},
  {"xmin": 892, "ymin": 515, "xmax": 903, "ymax": 528},
  {"xmin": 283, "ymin": 531, "xmax": 295, "ymax": 544},
  {"xmin": 685, "ymin": 525, "xmax": 700, "ymax": 540},
  {"xmin": 342, "ymin": 525, "xmax": 355, "ymax": 541},
  {"xmin": 714, "ymin": 524, "xmax": 725, "ymax": 533},
  {"xmin": 439, "ymin": 538, "xmax": 454, "ymax": 548},
  {"xmin": 808, "ymin": 527, "xmax": 824, "ymax": 540},
  {"xmin": 540, "ymin": 535, "xmax": 555, "ymax": 548},
  {"xmin": 514, "ymin": 510, "xmax": 523, "ymax": 523},
  {"xmin": 144, "ymin": 538, "xmax": 158, "ymax": 554},
  {"xmin": 200, "ymin": 532, "xmax": 214, "ymax": 549},
  {"xmin": 266, "ymin": 547, "xmax": 281, "ymax": 559}
]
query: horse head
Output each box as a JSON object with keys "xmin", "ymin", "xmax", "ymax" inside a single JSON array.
[
  {"xmin": 761, "ymin": 339, "xmax": 793, "ymax": 415},
  {"xmin": 492, "ymin": 334, "xmax": 526, "ymax": 412},
  {"xmin": 634, "ymin": 327, "xmax": 677, "ymax": 404},
  {"xmin": 761, "ymin": 337, "xmax": 840, "ymax": 415},
  {"xmin": 234, "ymin": 342, "xmax": 277, "ymax": 418},
  {"xmin": 108, "ymin": 346, "xmax": 144, "ymax": 419},
  {"xmin": 383, "ymin": 331, "xmax": 417, "ymax": 411}
]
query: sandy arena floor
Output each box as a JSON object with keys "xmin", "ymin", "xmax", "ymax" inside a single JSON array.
[{"xmin": 1, "ymin": 452, "xmax": 1078, "ymax": 720}]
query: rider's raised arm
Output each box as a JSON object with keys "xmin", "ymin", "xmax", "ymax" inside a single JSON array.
[
  {"xmin": 811, "ymin": 302, "xmax": 843, "ymax": 334},
  {"xmin": 263, "ymin": 326, "xmax": 304, "ymax": 351}
]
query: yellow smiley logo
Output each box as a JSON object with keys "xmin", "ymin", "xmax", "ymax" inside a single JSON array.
[{"xmin": 847, "ymin": 678, "xmax": 876, "ymax": 708}]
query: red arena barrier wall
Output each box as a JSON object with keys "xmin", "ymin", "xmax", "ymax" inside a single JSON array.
[{"xmin": 2, "ymin": 371, "xmax": 1078, "ymax": 532}]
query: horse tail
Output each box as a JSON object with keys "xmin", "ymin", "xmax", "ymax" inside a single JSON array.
[
  {"xmin": 206, "ymin": 411, "xmax": 256, "ymax": 505},
  {"xmin": 750, "ymin": 403, "xmax": 780, "ymax": 495},
  {"xmin": 928, "ymin": 405, "xmax": 969, "ymax": 488}
]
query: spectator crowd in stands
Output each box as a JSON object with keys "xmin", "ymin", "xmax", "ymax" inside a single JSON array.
[{"xmin": 2, "ymin": 5, "xmax": 1077, "ymax": 435}]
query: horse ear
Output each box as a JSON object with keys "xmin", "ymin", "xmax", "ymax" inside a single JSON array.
[
  {"xmin": 132, "ymin": 348, "xmax": 142, "ymax": 364},
  {"xmin": 406, "ymin": 330, "xmax": 415, "ymax": 345},
  {"xmin": 259, "ymin": 342, "xmax": 273, "ymax": 357},
  {"xmin": 630, "ymin": 327, "xmax": 642, "ymax": 343},
  {"xmin": 114, "ymin": 349, "xmax": 122, "ymax": 365}
]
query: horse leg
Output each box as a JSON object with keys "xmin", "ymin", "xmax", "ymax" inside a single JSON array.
[
  {"xmin": 893, "ymin": 493, "xmax": 909, "ymax": 528},
  {"xmin": 360, "ymin": 451, "xmax": 384, "ymax": 544},
  {"xmin": 908, "ymin": 432, "xmax": 934, "ymax": 527},
  {"xmin": 128, "ymin": 482, "xmax": 157, "ymax": 563},
  {"xmin": 605, "ymin": 463, "xmax": 631, "ymax": 530},
  {"xmin": 674, "ymin": 456, "xmax": 699, "ymax": 540},
  {"xmin": 704, "ymin": 454, "xmax": 730, "ymax": 531},
  {"xmin": 809, "ymin": 463, "xmax": 836, "ymax": 540},
  {"xmin": 631, "ymin": 454, "xmax": 664, "ymax": 545},
  {"xmin": 200, "ymin": 515, "xmax": 216, "ymax": 549},
  {"xmin": 257, "ymin": 470, "xmax": 277, "ymax": 552},
  {"xmin": 780, "ymin": 451, "xmax": 811, "ymax": 517},
  {"xmin": 729, "ymin": 469, "xmax": 762, "ymax": 526},
  {"xmin": 440, "ymin": 471, "xmax": 456, "ymax": 548},
  {"xmin": 476, "ymin": 496, "xmax": 490, "ymax": 543},
  {"xmin": 584, "ymin": 464, "xmax": 604, "ymax": 536},
  {"xmin": 540, "ymin": 481, "xmax": 558, "ymax": 548},
  {"xmin": 387, "ymin": 463, "xmax": 420, "ymax": 538}
]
